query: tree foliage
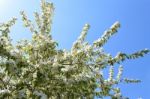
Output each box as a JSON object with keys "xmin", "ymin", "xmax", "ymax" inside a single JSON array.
[{"xmin": 0, "ymin": 0, "xmax": 149, "ymax": 98}]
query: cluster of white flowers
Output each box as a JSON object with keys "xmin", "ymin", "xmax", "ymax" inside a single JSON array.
[
  {"xmin": 0, "ymin": 89, "xmax": 10, "ymax": 94},
  {"xmin": 93, "ymin": 21, "xmax": 120, "ymax": 48}
]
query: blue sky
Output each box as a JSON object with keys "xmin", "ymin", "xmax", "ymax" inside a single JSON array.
[{"xmin": 0, "ymin": 0, "xmax": 150, "ymax": 98}]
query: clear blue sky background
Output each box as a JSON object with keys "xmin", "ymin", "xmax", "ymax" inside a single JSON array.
[{"xmin": 0, "ymin": 0, "xmax": 150, "ymax": 98}]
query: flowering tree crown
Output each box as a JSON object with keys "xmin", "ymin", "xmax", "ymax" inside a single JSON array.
[{"xmin": 0, "ymin": 0, "xmax": 149, "ymax": 98}]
